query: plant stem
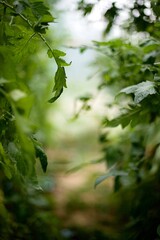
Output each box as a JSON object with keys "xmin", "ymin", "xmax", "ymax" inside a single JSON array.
[
  {"xmin": 0, "ymin": 1, "xmax": 58, "ymax": 65},
  {"xmin": 0, "ymin": 1, "xmax": 32, "ymax": 28}
]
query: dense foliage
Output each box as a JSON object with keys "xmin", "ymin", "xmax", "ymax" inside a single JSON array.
[
  {"xmin": 0, "ymin": 1, "xmax": 70, "ymax": 239},
  {"xmin": 1, "ymin": 0, "xmax": 160, "ymax": 239},
  {"xmin": 0, "ymin": 0, "xmax": 69, "ymax": 183},
  {"xmin": 77, "ymin": 0, "xmax": 160, "ymax": 239}
]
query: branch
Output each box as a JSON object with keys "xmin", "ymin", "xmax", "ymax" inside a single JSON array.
[
  {"xmin": 37, "ymin": 33, "xmax": 58, "ymax": 64},
  {"xmin": 0, "ymin": 1, "xmax": 32, "ymax": 28},
  {"xmin": 0, "ymin": 1, "xmax": 58, "ymax": 64}
]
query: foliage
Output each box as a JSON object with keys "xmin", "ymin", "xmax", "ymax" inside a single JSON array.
[
  {"xmin": 77, "ymin": 0, "xmax": 160, "ymax": 239},
  {"xmin": 0, "ymin": 1, "xmax": 71, "ymax": 239},
  {"xmin": 0, "ymin": 0, "xmax": 69, "ymax": 183},
  {"xmin": 77, "ymin": 0, "xmax": 160, "ymax": 37},
  {"xmin": 0, "ymin": 176, "xmax": 61, "ymax": 240},
  {"xmin": 1, "ymin": 0, "xmax": 160, "ymax": 239}
]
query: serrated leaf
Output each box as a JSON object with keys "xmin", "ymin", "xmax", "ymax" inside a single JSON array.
[
  {"xmin": 49, "ymin": 67, "xmax": 67, "ymax": 103},
  {"xmin": 53, "ymin": 49, "xmax": 66, "ymax": 57},
  {"xmin": 30, "ymin": 1, "xmax": 52, "ymax": 19},
  {"xmin": 94, "ymin": 169, "xmax": 128, "ymax": 188},
  {"xmin": 120, "ymin": 81, "xmax": 157, "ymax": 104},
  {"xmin": 104, "ymin": 107, "xmax": 141, "ymax": 128},
  {"xmin": 53, "ymin": 67, "xmax": 67, "ymax": 89},
  {"xmin": 56, "ymin": 58, "xmax": 71, "ymax": 67},
  {"xmin": 47, "ymin": 49, "xmax": 66, "ymax": 58},
  {"xmin": 47, "ymin": 49, "xmax": 70, "ymax": 67},
  {"xmin": 93, "ymin": 38, "xmax": 123, "ymax": 47}
]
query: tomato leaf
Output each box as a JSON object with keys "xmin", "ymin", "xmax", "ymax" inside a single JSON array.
[
  {"xmin": 49, "ymin": 67, "xmax": 67, "ymax": 103},
  {"xmin": 120, "ymin": 81, "xmax": 157, "ymax": 104}
]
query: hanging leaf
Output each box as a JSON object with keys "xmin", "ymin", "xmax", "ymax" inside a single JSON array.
[
  {"xmin": 56, "ymin": 58, "xmax": 71, "ymax": 67},
  {"xmin": 49, "ymin": 67, "xmax": 67, "ymax": 103},
  {"xmin": 0, "ymin": 0, "xmax": 69, "ymax": 183},
  {"xmin": 47, "ymin": 49, "xmax": 71, "ymax": 67},
  {"xmin": 47, "ymin": 49, "xmax": 66, "ymax": 58}
]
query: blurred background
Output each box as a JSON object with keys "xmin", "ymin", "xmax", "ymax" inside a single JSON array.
[
  {"xmin": 33, "ymin": 0, "xmax": 117, "ymax": 238},
  {"xmin": 26, "ymin": 0, "xmax": 160, "ymax": 239},
  {"xmin": 40, "ymin": 0, "xmax": 112, "ymax": 232},
  {"xmin": 1, "ymin": 0, "xmax": 160, "ymax": 239}
]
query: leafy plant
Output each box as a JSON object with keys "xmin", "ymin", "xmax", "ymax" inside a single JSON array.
[
  {"xmin": 0, "ymin": 1, "xmax": 71, "ymax": 239},
  {"xmin": 76, "ymin": 0, "xmax": 160, "ymax": 239},
  {"xmin": 77, "ymin": 0, "xmax": 159, "ymax": 37},
  {"xmin": 0, "ymin": 0, "xmax": 70, "ymax": 183}
]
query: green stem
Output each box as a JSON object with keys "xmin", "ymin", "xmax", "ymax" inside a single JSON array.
[
  {"xmin": 21, "ymin": 33, "xmax": 37, "ymax": 51},
  {"xmin": 37, "ymin": 33, "xmax": 58, "ymax": 64},
  {"xmin": 0, "ymin": 1, "xmax": 57, "ymax": 64},
  {"xmin": 0, "ymin": 1, "xmax": 33, "ymax": 28}
]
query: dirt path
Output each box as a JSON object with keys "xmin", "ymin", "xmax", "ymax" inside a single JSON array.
[{"xmin": 53, "ymin": 163, "xmax": 114, "ymax": 228}]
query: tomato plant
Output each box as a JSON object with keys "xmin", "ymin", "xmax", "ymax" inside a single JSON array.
[
  {"xmin": 0, "ymin": 0, "xmax": 70, "ymax": 184},
  {"xmin": 77, "ymin": 1, "xmax": 160, "ymax": 239}
]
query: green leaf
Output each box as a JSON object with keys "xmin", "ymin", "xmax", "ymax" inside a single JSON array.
[
  {"xmin": 47, "ymin": 49, "xmax": 66, "ymax": 58},
  {"xmin": 53, "ymin": 49, "xmax": 66, "ymax": 57},
  {"xmin": 47, "ymin": 49, "xmax": 53, "ymax": 58},
  {"xmin": 141, "ymin": 39, "xmax": 159, "ymax": 53},
  {"xmin": 30, "ymin": 1, "xmax": 53, "ymax": 20},
  {"xmin": 35, "ymin": 145, "xmax": 48, "ymax": 173},
  {"xmin": 49, "ymin": 67, "xmax": 67, "ymax": 103},
  {"xmin": 41, "ymin": 14, "xmax": 54, "ymax": 23},
  {"xmin": 120, "ymin": 81, "xmax": 157, "ymax": 104},
  {"xmin": 56, "ymin": 58, "xmax": 71, "ymax": 67},
  {"xmin": 53, "ymin": 67, "xmax": 67, "ymax": 90},
  {"xmin": 94, "ymin": 169, "xmax": 128, "ymax": 188},
  {"xmin": 47, "ymin": 49, "xmax": 70, "ymax": 67},
  {"xmin": 48, "ymin": 88, "xmax": 63, "ymax": 103},
  {"xmin": 104, "ymin": 107, "xmax": 141, "ymax": 128}
]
